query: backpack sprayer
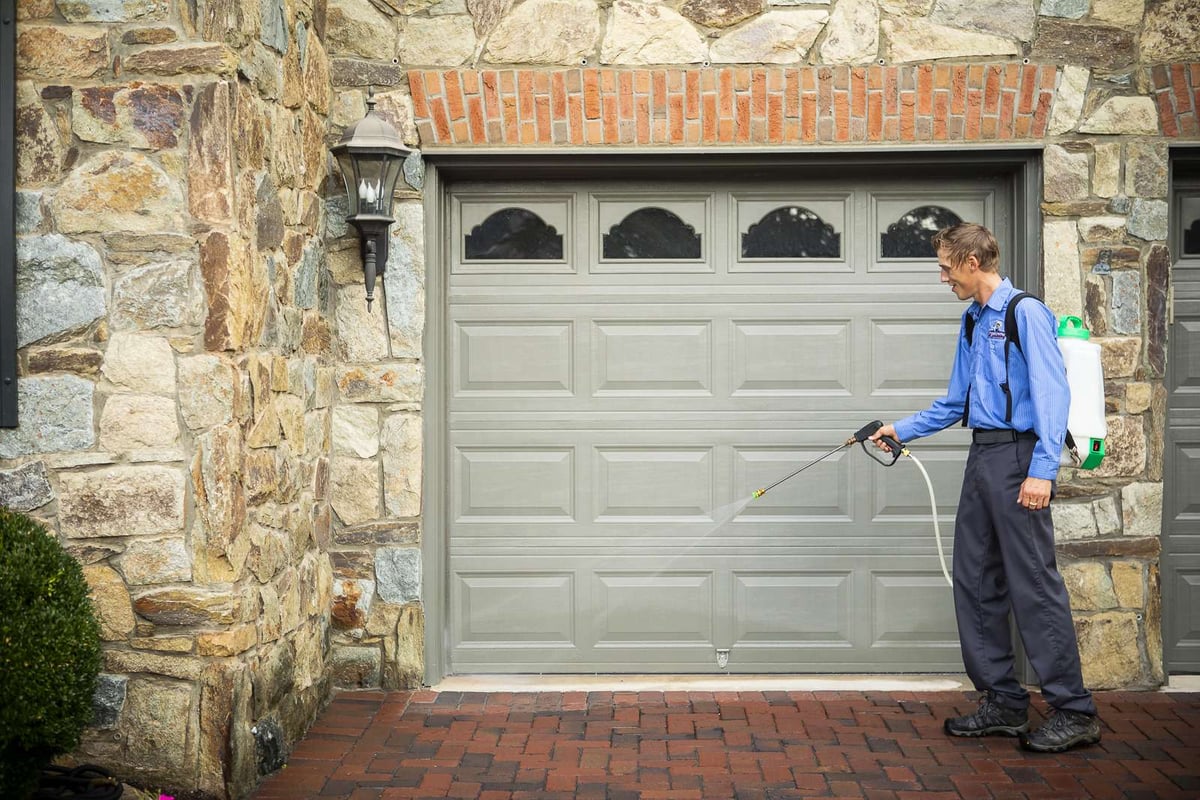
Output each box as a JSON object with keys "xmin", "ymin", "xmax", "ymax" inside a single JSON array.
[{"xmin": 751, "ymin": 420, "xmax": 953, "ymax": 586}]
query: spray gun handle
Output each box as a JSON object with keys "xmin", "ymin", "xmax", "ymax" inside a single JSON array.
[{"xmin": 852, "ymin": 419, "xmax": 903, "ymax": 464}]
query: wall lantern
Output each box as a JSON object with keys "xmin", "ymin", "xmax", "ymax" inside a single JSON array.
[{"xmin": 331, "ymin": 89, "xmax": 412, "ymax": 310}]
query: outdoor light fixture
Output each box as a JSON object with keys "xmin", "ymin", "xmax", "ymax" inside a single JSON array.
[{"xmin": 331, "ymin": 88, "xmax": 411, "ymax": 310}]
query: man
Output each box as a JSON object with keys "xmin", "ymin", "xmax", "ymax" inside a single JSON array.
[{"xmin": 870, "ymin": 222, "xmax": 1101, "ymax": 753}]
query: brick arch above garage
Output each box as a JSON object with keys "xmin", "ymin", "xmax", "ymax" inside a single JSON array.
[{"xmin": 408, "ymin": 63, "xmax": 1200, "ymax": 148}]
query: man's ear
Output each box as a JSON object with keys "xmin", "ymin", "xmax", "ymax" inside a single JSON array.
[{"xmin": 965, "ymin": 254, "xmax": 980, "ymax": 272}]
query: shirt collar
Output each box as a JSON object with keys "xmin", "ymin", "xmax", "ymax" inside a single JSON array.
[{"xmin": 969, "ymin": 277, "xmax": 1015, "ymax": 318}]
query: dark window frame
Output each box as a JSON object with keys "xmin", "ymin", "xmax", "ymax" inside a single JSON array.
[{"xmin": 1, "ymin": 0, "xmax": 16, "ymax": 427}]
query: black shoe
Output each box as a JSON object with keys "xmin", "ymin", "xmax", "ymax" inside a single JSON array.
[
  {"xmin": 1018, "ymin": 709, "xmax": 1101, "ymax": 753},
  {"xmin": 944, "ymin": 696, "xmax": 1029, "ymax": 737}
]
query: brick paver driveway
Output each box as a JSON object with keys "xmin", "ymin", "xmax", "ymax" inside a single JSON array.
[{"xmin": 253, "ymin": 689, "xmax": 1200, "ymax": 799}]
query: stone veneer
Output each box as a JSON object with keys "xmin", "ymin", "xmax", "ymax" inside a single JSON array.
[{"xmin": 2, "ymin": 0, "xmax": 1199, "ymax": 796}]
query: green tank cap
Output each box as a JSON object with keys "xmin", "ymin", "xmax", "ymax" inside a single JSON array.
[{"xmin": 1057, "ymin": 315, "xmax": 1090, "ymax": 340}]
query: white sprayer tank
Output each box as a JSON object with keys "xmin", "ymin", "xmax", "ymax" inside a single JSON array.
[{"xmin": 1057, "ymin": 316, "xmax": 1106, "ymax": 470}]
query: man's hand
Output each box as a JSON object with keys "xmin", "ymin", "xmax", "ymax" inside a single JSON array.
[
  {"xmin": 1018, "ymin": 477, "xmax": 1052, "ymax": 510},
  {"xmin": 868, "ymin": 423, "xmax": 899, "ymax": 452}
]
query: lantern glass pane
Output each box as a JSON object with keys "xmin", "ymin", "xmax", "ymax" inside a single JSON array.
[
  {"xmin": 354, "ymin": 155, "xmax": 389, "ymax": 215},
  {"xmin": 335, "ymin": 151, "xmax": 360, "ymax": 214}
]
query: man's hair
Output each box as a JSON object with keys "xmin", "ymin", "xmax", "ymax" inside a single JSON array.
[{"xmin": 931, "ymin": 222, "xmax": 999, "ymax": 273}]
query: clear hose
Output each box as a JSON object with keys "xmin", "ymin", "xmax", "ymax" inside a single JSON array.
[{"xmin": 904, "ymin": 451, "xmax": 952, "ymax": 587}]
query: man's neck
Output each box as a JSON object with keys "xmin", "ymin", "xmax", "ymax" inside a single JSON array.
[{"xmin": 973, "ymin": 272, "xmax": 1004, "ymax": 307}]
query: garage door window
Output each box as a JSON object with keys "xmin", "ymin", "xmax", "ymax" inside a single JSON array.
[
  {"xmin": 1183, "ymin": 196, "xmax": 1200, "ymax": 254},
  {"xmin": 464, "ymin": 207, "xmax": 564, "ymax": 260},
  {"xmin": 742, "ymin": 206, "xmax": 840, "ymax": 259},
  {"xmin": 603, "ymin": 207, "xmax": 702, "ymax": 260},
  {"xmin": 881, "ymin": 205, "xmax": 963, "ymax": 258}
]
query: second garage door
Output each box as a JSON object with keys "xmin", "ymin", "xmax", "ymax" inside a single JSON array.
[{"xmin": 446, "ymin": 174, "xmax": 1011, "ymax": 673}]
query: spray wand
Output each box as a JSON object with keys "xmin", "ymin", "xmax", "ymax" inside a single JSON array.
[
  {"xmin": 751, "ymin": 420, "xmax": 951, "ymax": 587},
  {"xmin": 751, "ymin": 420, "xmax": 901, "ymax": 499}
]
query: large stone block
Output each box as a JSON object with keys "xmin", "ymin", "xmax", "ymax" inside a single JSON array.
[
  {"xmin": 1047, "ymin": 65, "xmax": 1088, "ymax": 136},
  {"xmin": 326, "ymin": 0, "xmax": 396, "ymax": 59},
  {"xmin": 336, "ymin": 363, "xmax": 424, "ymax": 403},
  {"xmin": 16, "ymin": 24, "xmax": 108, "ymax": 79},
  {"xmin": 1031, "ymin": 20, "xmax": 1135, "ymax": 70},
  {"xmin": 1092, "ymin": 414, "xmax": 1147, "ymax": 478},
  {"xmin": 1062, "ymin": 561, "xmax": 1117, "ymax": 611},
  {"xmin": 680, "ymin": 0, "xmax": 761, "ymax": 28},
  {"xmin": 15, "ymin": 234, "xmax": 105, "ymax": 347},
  {"xmin": 931, "ymin": 0, "xmax": 1034, "ymax": 41},
  {"xmin": 99, "ymin": 393, "xmax": 181, "ymax": 452},
  {"xmin": 385, "ymin": 203, "xmax": 425, "ymax": 359},
  {"xmin": 819, "ymin": 0, "xmax": 877, "ymax": 64},
  {"xmin": 1141, "ymin": 0, "xmax": 1200, "ymax": 60},
  {"xmin": 330, "ymin": 457, "xmax": 380, "ymax": 525},
  {"xmin": 192, "ymin": 424, "xmax": 247, "ymax": 561},
  {"xmin": 58, "ymin": 0, "xmax": 167, "ymax": 22},
  {"xmin": 118, "ymin": 678, "xmax": 195, "ymax": 786},
  {"xmin": 189, "ymin": 82, "xmax": 235, "ymax": 225},
  {"xmin": 333, "ymin": 404, "xmax": 380, "ymax": 458},
  {"xmin": 1042, "ymin": 220, "xmax": 1082, "ymax": 318},
  {"xmin": 60, "ymin": 466, "xmax": 186, "ymax": 538},
  {"xmin": 1079, "ymin": 97, "xmax": 1159, "ymax": 136},
  {"xmin": 383, "ymin": 412, "xmax": 422, "ymax": 518},
  {"xmin": 116, "ymin": 536, "xmax": 192, "ymax": 585},
  {"xmin": 0, "ymin": 461, "xmax": 54, "ymax": 512},
  {"xmin": 602, "ymin": 0, "xmax": 709, "ymax": 64},
  {"xmin": 709, "ymin": 10, "xmax": 826, "ymax": 63},
  {"xmin": 178, "ymin": 354, "xmax": 238, "ymax": 430},
  {"xmin": 102, "ymin": 332, "xmax": 177, "ymax": 395},
  {"xmin": 73, "ymin": 83, "xmax": 185, "ymax": 149},
  {"xmin": 52, "ymin": 151, "xmax": 184, "ymax": 235},
  {"xmin": 484, "ymin": 0, "xmax": 600, "ymax": 63},
  {"xmin": 0, "ymin": 375, "xmax": 95, "ymax": 458},
  {"xmin": 335, "ymin": 285, "xmax": 388, "ymax": 362},
  {"xmin": 883, "ymin": 17, "xmax": 1018, "ymax": 61},
  {"xmin": 330, "ymin": 644, "xmax": 381, "ymax": 688},
  {"xmin": 112, "ymin": 259, "xmax": 205, "ymax": 331},
  {"xmin": 123, "ymin": 43, "xmax": 239, "ymax": 75},
  {"xmin": 1076, "ymin": 611, "xmax": 1143, "ymax": 688},
  {"xmin": 83, "ymin": 563, "xmax": 137, "ymax": 641},
  {"xmin": 1044, "ymin": 145, "xmax": 1090, "ymax": 202},
  {"xmin": 376, "ymin": 546, "xmax": 420, "ymax": 604},
  {"xmin": 16, "ymin": 80, "xmax": 66, "ymax": 184},
  {"xmin": 133, "ymin": 587, "xmax": 244, "ymax": 625},
  {"xmin": 1121, "ymin": 482, "xmax": 1163, "ymax": 539}
]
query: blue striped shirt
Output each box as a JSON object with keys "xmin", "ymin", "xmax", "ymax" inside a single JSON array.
[{"xmin": 893, "ymin": 278, "xmax": 1069, "ymax": 481}]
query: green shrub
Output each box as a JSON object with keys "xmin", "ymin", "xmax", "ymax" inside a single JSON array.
[{"xmin": 0, "ymin": 507, "xmax": 103, "ymax": 799}]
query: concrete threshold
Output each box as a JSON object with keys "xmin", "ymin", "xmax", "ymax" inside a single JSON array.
[
  {"xmin": 433, "ymin": 674, "xmax": 970, "ymax": 693},
  {"xmin": 1163, "ymin": 675, "xmax": 1200, "ymax": 692}
]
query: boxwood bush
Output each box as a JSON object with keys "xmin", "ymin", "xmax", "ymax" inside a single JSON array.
[{"xmin": 0, "ymin": 507, "xmax": 103, "ymax": 799}]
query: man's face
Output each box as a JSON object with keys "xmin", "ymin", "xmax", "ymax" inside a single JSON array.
[{"xmin": 937, "ymin": 247, "xmax": 977, "ymax": 301}]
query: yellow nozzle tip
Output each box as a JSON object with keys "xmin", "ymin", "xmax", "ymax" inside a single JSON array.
[{"xmin": 752, "ymin": 489, "xmax": 764, "ymax": 499}]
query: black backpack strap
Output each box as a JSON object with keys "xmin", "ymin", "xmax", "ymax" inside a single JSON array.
[
  {"xmin": 1001, "ymin": 292, "xmax": 1042, "ymax": 423},
  {"xmin": 961, "ymin": 311, "xmax": 976, "ymax": 427}
]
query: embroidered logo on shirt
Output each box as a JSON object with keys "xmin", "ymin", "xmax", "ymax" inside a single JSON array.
[{"xmin": 987, "ymin": 320, "xmax": 1006, "ymax": 340}]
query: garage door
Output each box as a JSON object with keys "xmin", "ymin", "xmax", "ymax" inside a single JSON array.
[
  {"xmin": 446, "ymin": 175, "xmax": 1009, "ymax": 673},
  {"xmin": 1165, "ymin": 178, "xmax": 1200, "ymax": 674}
]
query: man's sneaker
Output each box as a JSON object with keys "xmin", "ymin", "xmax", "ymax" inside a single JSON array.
[
  {"xmin": 1018, "ymin": 709, "xmax": 1101, "ymax": 753},
  {"xmin": 944, "ymin": 696, "xmax": 1029, "ymax": 737}
]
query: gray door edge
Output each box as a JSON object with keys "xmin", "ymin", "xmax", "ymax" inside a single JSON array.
[{"xmin": 420, "ymin": 150, "xmax": 1043, "ymax": 682}]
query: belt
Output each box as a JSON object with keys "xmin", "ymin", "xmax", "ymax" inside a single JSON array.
[{"xmin": 972, "ymin": 429, "xmax": 1038, "ymax": 445}]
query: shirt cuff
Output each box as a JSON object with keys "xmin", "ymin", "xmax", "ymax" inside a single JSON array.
[
  {"xmin": 1028, "ymin": 456, "xmax": 1060, "ymax": 481},
  {"xmin": 893, "ymin": 418, "xmax": 917, "ymax": 443}
]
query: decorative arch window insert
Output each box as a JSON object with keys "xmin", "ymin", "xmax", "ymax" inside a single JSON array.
[
  {"xmin": 880, "ymin": 205, "xmax": 964, "ymax": 259},
  {"xmin": 602, "ymin": 207, "xmax": 702, "ymax": 260},
  {"xmin": 464, "ymin": 207, "xmax": 564, "ymax": 261},
  {"xmin": 1181, "ymin": 195, "xmax": 1200, "ymax": 256},
  {"xmin": 741, "ymin": 205, "xmax": 841, "ymax": 259}
]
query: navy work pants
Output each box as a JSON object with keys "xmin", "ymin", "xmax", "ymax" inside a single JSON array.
[{"xmin": 952, "ymin": 437, "xmax": 1096, "ymax": 715}]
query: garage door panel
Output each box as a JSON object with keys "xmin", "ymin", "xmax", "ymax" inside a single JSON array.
[
  {"xmin": 455, "ymin": 194, "xmax": 575, "ymax": 274},
  {"xmin": 592, "ymin": 320, "xmax": 712, "ymax": 395},
  {"xmin": 454, "ymin": 572, "xmax": 577, "ymax": 646},
  {"xmin": 454, "ymin": 320, "xmax": 575, "ymax": 395},
  {"xmin": 734, "ymin": 446, "xmax": 853, "ymax": 521},
  {"xmin": 454, "ymin": 447, "xmax": 575, "ymax": 522},
  {"xmin": 594, "ymin": 572, "xmax": 715, "ymax": 645},
  {"xmin": 871, "ymin": 572, "xmax": 960, "ymax": 647},
  {"xmin": 594, "ymin": 447, "xmax": 714, "ymax": 521},
  {"xmin": 731, "ymin": 320, "xmax": 853, "ymax": 396},
  {"xmin": 871, "ymin": 319, "xmax": 960, "ymax": 395},
  {"xmin": 732, "ymin": 571, "xmax": 853, "ymax": 645}
]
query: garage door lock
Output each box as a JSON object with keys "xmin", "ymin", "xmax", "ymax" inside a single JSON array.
[{"xmin": 716, "ymin": 649, "xmax": 730, "ymax": 669}]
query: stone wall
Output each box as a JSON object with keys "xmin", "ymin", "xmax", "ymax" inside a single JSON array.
[{"xmin": 4, "ymin": 0, "xmax": 337, "ymax": 795}]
